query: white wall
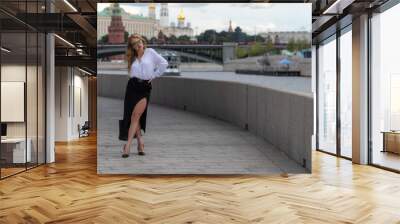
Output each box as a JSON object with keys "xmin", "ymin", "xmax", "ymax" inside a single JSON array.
[
  {"xmin": 54, "ymin": 67, "xmax": 89, "ymax": 141},
  {"xmin": 55, "ymin": 66, "xmax": 69, "ymax": 141},
  {"xmin": 1, "ymin": 65, "xmax": 34, "ymax": 138}
]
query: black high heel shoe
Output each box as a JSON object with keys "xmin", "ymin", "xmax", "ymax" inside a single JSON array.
[
  {"xmin": 122, "ymin": 144, "xmax": 129, "ymax": 158},
  {"xmin": 137, "ymin": 143, "xmax": 145, "ymax": 156}
]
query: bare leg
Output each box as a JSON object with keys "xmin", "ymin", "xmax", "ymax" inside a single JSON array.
[
  {"xmin": 123, "ymin": 98, "xmax": 147, "ymax": 155},
  {"xmin": 136, "ymin": 124, "xmax": 143, "ymax": 146},
  {"xmin": 135, "ymin": 124, "xmax": 145, "ymax": 154}
]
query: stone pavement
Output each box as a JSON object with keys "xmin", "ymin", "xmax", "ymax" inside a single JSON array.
[{"xmin": 98, "ymin": 97, "xmax": 306, "ymax": 174}]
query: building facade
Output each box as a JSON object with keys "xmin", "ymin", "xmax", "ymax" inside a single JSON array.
[
  {"xmin": 98, "ymin": 4, "xmax": 158, "ymax": 40},
  {"xmin": 259, "ymin": 31, "xmax": 311, "ymax": 44},
  {"xmin": 97, "ymin": 3, "xmax": 194, "ymax": 41}
]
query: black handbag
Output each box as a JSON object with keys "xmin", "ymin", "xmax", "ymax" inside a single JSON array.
[{"xmin": 119, "ymin": 119, "xmax": 128, "ymax": 141}]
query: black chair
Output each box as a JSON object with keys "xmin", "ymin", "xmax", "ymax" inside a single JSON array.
[{"xmin": 78, "ymin": 121, "xmax": 90, "ymax": 138}]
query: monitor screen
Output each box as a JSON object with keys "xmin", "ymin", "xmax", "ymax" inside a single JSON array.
[{"xmin": 1, "ymin": 123, "xmax": 7, "ymax": 137}]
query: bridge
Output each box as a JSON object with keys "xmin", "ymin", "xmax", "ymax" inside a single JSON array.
[{"xmin": 97, "ymin": 43, "xmax": 238, "ymax": 64}]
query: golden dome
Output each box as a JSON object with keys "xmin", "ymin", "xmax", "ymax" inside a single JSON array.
[{"xmin": 177, "ymin": 9, "xmax": 185, "ymax": 20}]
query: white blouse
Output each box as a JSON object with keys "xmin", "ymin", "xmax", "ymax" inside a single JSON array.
[{"xmin": 129, "ymin": 48, "xmax": 169, "ymax": 80}]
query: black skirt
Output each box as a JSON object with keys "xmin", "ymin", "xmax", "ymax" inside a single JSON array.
[{"xmin": 119, "ymin": 77, "xmax": 152, "ymax": 141}]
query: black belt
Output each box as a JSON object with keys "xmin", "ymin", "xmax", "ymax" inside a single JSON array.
[{"xmin": 132, "ymin": 77, "xmax": 149, "ymax": 83}]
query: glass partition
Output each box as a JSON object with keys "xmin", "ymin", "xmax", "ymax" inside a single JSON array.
[
  {"xmin": 0, "ymin": 18, "xmax": 28, "ymax": 178},
  {"xmin": 318, "ymin": 35, "xmax": 337, "ymax": 155},
  {"xmin": 370, "ymin": 3, "xmax": 400, "ymax": 171},
  {"xmin": 0, "ymin": 0, "xmax": 46, "ymax": 179},
  {"xmin": 339, "ymin": 27, "xmax": 352, "ymax": 158}
]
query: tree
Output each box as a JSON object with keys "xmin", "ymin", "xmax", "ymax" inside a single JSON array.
[
  {"xmin": 150, "ymin": 37, "xmax": 157, "ymax": 44},
  {"xmin": 265, "ymin": 37, "xmax": 274, "ymax": 52},
  {"xmin": 99, "ymin": 34, "xmax": 108, "ymax": 44},
  {"xmin": 248, "ymin": 42, "xmax": 266, "ymax": 57},
  {"xmin": 287, "ymin": 38, "xmax": 296, "ymax": 52},
  {"xmin": 233, "ymin": 26, "xmax": 244, "ymax": 42},
  {"xmin": 124, "ymin": 31, "xmax": 129, "ymax": 42},
  {"xmin": 168, "ymin": 35, "xmax": 177, "ymax": 44},
  {"xmin": 196, "ymin": 29, "xmax": 219, "ymax": 44},
  {"xmin": 297, "ymin": 38, "xmax": 310, "ymax": 51},
  {"xmin": 157, "ymin": 30, "xmax": 166, "ymax": 44},
  {"xmin": 177, "ymin": 35, "xmax": 191, "ymax": 44},
  {"xmin": 236, "ymin": 47, "xmax": 248, "ymax": 58},
  {"xmin": 234, "ymin": 26, "xmax": 242, "ymax": 33}
]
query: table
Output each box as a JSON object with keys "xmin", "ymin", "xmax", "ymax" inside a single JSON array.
[
  {"xmin": 382, "ymin": 131, "xmax": 400, "ymax": 154},
  {"xmin": 1, "ymin": 138, "xmax": 31, "ymax": 163}
]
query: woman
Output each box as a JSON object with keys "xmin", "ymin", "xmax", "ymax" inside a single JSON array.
[{"xmin": 120, "ymin": 34, "xmax": 168, "ymax": 158}]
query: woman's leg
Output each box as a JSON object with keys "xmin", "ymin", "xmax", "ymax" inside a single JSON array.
[
  {"xmin": 135, "ymin": 123, "xmax": 143, "ymax": 145},
  {"xmin": 124, "ymin": 98, "xmax": 147, "ymax": 154}
]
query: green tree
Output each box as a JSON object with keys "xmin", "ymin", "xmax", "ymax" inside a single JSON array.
[
  {"xmin": 233, "ymin": 26, "xmax": 245, "ymax": 42},
  {"xmin": 265, "ymin": 37, "xmax": 274, "ymax": 52},
  {"xmin": 236, "ymin": 47, "xmax": 248, "ymax": 58},
  {"xmin": 197, "ymin": 29, "xmax": 217, "ymax": 44},
  {"xmin": 124, "ymin": 31, "xmax": 129, "ymax": 42},
  {"xmin": 99, "ymin": 34, "xmax": 108, "ymax": 44},
  {"xmin": 168, "ymin": 35, "xmax": 177, "ymax": 44},
  {"xmin": 150, "ymin": 37, "xmax": 157, "ymax": 44},
  {"xmin": 177, "ymin": 35, "xmax": 191, "ymax": 44},
  {"xmin": 287, "ymin": 38, "xmax": 296, "ymax": 52},
  {"xmin": 296, "ymin": 38, "xmax": 310, "ymax": 51},
  {"xmin": 248, "ymin": 42, "xmax": 266, "ymax": 57}
]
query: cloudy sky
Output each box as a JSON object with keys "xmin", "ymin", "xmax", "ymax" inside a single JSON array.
[{"xmin": 98, "ymin": 3, "xmax": 311, "ymax": 35}]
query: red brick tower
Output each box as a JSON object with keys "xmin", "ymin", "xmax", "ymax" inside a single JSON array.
[{"xmin": 108, "ymin": 3, "xmax": 125, "ymax": 60}]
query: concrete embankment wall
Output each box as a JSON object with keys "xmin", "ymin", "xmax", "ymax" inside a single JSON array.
[{"xmin": 98, "ymin": 74, "xmax": 313, "ymax": 172}]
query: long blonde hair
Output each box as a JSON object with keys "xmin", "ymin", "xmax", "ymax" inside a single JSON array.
[{"xmin": 126, "ymin": 34, "xmax": 147, "ymax": 70}]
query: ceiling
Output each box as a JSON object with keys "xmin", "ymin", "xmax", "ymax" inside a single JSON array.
[{"xmin": 0, "ymin": 0, "xmax": 97, "ymax": 73}]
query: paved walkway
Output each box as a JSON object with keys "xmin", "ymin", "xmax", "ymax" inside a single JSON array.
[{"xmin": 98, "ymin": 97, "xmax": 305, "ymax": 174}]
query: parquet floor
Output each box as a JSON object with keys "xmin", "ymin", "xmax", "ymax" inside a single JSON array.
[{"xmin": 1, "ymin": 133, "xmax": 400, "ymax": 223}]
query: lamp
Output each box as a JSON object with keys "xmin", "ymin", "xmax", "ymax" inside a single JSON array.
[
  {"xmin": 78, "ymin": 67, "xmax": 93, "ymax": 76},
  {"xmin": 54, "ymin": 34, "xmax": 75, "ymax": 48},
  {"xmin": 1, "ymin": 47, "xmax": 11, "ymax": 53},
  {"xmin": 63, "ymin": 0, "xmax": 78, "ymax": 12}
]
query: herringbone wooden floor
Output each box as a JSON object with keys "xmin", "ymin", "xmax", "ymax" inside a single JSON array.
[{"xmin": 1, "ymin": 133, "xmax": 400, "ymax": 224}]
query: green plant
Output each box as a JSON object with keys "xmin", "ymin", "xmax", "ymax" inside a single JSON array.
[
  {"xmin": 236, "ymin": 47, "xmax": 248, "ymax": 58},
  {"xmin": 248, "ymin": 42, "xmax": 266, "ymax": 57}
]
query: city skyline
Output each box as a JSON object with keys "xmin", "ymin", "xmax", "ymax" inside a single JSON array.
[{"xmin": 97, "ymin": 3, "xmax": 311, "ymax": 35}]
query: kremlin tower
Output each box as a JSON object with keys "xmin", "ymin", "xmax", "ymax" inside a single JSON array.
[
  {"xmin": 160, "ymin": 3, "xmax": 169, "ymax": 27},
  {"xmin": 107, "ymin": 3, "xmax": 126, "ymax": 60},
  {"xmin": 228, "ymin": 20, "xmax": 233, "ymax": 32}
]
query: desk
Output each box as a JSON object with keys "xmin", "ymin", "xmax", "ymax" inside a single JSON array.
[
  {"xmin": 382, "ymin": 131, "xmax": 400, "ymax": 154},
  {"xmin": 1, "ymin": 138, "xmax": 31, "ymax": 163}
]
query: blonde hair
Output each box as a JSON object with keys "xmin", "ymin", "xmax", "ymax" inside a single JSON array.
[{"xmin": 126, "ymin": 34, "xmax": 147, "ymax": 70}]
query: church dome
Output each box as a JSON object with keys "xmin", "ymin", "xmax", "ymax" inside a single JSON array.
[{"xmin": 177, "ymin": 9, "xmax": 185, "ymax": 20}]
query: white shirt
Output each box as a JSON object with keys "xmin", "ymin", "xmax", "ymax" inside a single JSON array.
[{"xmin": 129, "ymin": 48, "xmax": 169, "ymax": 80}]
